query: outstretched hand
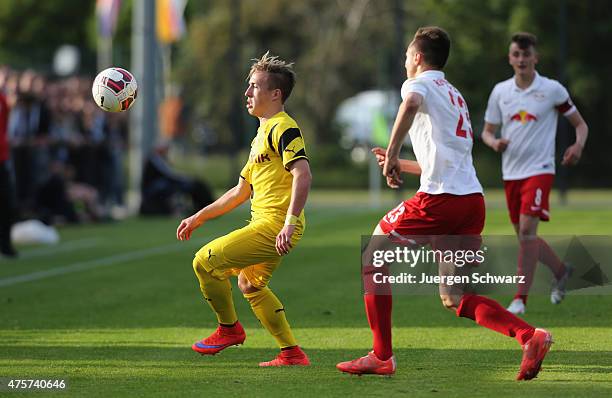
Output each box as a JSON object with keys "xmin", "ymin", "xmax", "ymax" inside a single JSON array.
[
  {"xmin": 176, "ymin": 214, "xmax": 203, "ymax": 241},
  {"xmin": 371, "ymin": 147, "xmax": 386, "ymax": 168}
]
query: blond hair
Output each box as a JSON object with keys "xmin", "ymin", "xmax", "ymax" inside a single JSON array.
[{"xmin": 248, "ymin": 51, "xmax": 296, "ymax": 103}]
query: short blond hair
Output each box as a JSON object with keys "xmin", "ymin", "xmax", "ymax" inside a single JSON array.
[{"xmin": 248, "ymin": 51, "xmax": 296, "ymax": 103}]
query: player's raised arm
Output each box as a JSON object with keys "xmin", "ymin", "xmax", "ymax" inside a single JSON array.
[
  {"xmin": 481, "ymin": 122, "xmax": 509, "ymax": 153},
  {"xmin": 372, "ymin": 147, "xmax": 421, "ymax": 176},
  {"xmin": 276, "ymin": 159, "xmax": 311, "ymax": 255},
  {"xmin": 176, "ymin": 177, "xmax": 251, "ymax": 241},
  {"xmin": 561, "ymin": 110, "xmax": 588, "ymax": 166}
]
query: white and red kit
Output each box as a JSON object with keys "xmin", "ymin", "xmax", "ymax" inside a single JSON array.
[
  {"xmin": 485, "ymin": 72, "xmax": 576, "ymax": 222},
  {"xmin": 379, "ymin": 70, "xmax": 484, "ymax": 243}
]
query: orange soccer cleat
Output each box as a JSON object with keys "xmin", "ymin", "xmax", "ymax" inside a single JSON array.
[
  {"xmin": 259, "ymin": 346, "xmax": 310, "ymax": 367},
  {"xmin": 517, "ymin": 328, "xmax": 553, "ymax": 380},
  {"xmin": 192, "ymin": 322, "xmax": 246, "ymax": 355},
  {"xmin": 336, "ymin": 351, "xmax": 396, "ymax": 376}
]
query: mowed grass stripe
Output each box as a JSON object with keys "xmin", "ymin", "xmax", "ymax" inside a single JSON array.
[
  {"xmin": 18, "ymin": 238, "xmax": 102, "ymax": 259},
  {"xmin": 0, "ymin": 240, "xmax": 201, "ymax": 287},
  {"xmin": 1, "ymin": 327, "xmax": 611, "ymax": 351},
  {"xmin": 1, "ymin": 327, "xmax": 610, "ymax": 397},
  {"xmin": 1, "ymin": 198, "xmax": 612, "ymax": 397}
]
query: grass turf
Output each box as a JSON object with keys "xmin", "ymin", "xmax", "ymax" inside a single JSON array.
[{"xmin": 1, "ymin": 194, "xmax": 612, "ymax": 397}]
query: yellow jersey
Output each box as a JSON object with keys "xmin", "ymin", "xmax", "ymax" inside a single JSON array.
[{"xmin": 240, "ymin": 111, "xmax": 308, "ymax": 224}]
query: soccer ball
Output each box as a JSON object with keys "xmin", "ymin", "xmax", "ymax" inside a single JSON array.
[{"xmin": 92, "ymin": 67, "xmax": 138, "ymax": 112}]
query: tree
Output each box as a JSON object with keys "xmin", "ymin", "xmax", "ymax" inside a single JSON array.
[{"xmin": 0, "ymin": 0, "xmax": 96, "ymax": 72}]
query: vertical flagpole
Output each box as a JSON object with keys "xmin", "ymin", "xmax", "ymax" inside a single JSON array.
[
  {"xmin": 227, "ymin": 0, "xmax": 244, "ymax": 187},
  {"xmin": 97, "ymin": 36, "xmax": 113, "ymax": 71},
  {"xmin": 129, "ymin": 0, "xmax": 159, "ymax": 214},
  {"xmin": 161, "ymin": 44, "xmax": 171, "ymax": 99}
]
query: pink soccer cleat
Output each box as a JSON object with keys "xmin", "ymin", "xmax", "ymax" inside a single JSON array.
[
  {"xmin": 517, "ymin": 328, "xmax": 553, "ymax": 380},
  {"xmin": 192, "ymin": 322, "xmax": 246, "ymax": 355},
  {"xmin": 259, "ymin": 346, "xmax": 310, "ymax": 367},
  {"xmin": 336, "ymin": 351, "xmax": 396, "ymax": 376}
]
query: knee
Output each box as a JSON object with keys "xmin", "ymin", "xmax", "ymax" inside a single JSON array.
[
  {"xmin": 192, "ymin": 257, "xmax": 204, "ymax": 276},
  {"xmin": 440, "ymin": 294, "xmax": 460, "ymax": 311},
  {"xmin": 192, "ymin": 257, "xmax": 212, "ymax": 285},
  {"xmin": 238, "ymin": 272, "xmax": 259, "ymax": 294},
  {"xmin": 518, "ymin": 221, "xmax": 538, "ymax": 239},
  {"xmin": 518, "ymin": 228, "xmax": 535, "ymax": 240}
]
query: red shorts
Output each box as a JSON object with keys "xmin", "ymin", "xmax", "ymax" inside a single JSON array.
[
  {"xmin": 378, "ymin": 192, "xmax": 485, "ymax": 251},
  {"xmin": 504, "ymin": 174, "xmax": 554, "ymax": 224}
]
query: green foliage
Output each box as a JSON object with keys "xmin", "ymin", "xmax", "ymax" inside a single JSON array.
[
  {"xmin": 0, "ymin": 0, "xmax": 95, "ymax": 71},
  {"xmin": 0, "ymin": 0, "xmax": 610, "ymax": 185},
  {"xmin": 174, "ymin": 0, "xmax": 612, "ymax": 187}
]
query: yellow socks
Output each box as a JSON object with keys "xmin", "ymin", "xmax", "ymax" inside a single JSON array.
[
  {"xmin": 243, "ymin": 287, "xmax": 297, "ymax": 348},
  {"xmin": 193, "ymin": 259, "xmax": 238, "ymax": 325},
  {"xmin": 193, "ymin": 258, "xmax": 298, "ymax": 347}
]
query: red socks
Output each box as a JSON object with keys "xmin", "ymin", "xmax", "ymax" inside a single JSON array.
[
  {"xmin": 362, "ymin": 263, "xmax": 540, "ymax": 360},
  {"xmin": 364, "ymin": 292, "xmax": 536, "ymax": 360},
  {"xmin": 538, "ymin": 238, "xmax": 566, "ymax": 280},
  {"xmin": 362, "ymin": 263, "xmax": 394, "ymax": 361},
  {"xmin": 457, "ymin": 294, "xmax": 535, "ymax": 345},
  {"xmin": 365, "ymin": 293, "xmax": 535, "ymax": 358},
  {"xmin": 515, "ymin": 238, "xmax": 567, "ymax": 303},
  {"xmin": 516, "ymin": 239, "xmax": 538, "ymax": 302},
  {"xmin": 364, "ymin": 294, "xmax": 393, "ymax": 361}
]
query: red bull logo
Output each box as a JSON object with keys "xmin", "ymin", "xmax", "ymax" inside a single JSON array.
[{"xmin": 510, "ymin": 110, "xmax": 538, "ymax": 124}]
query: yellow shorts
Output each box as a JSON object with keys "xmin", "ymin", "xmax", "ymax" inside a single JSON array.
[{"xmin": 194, "ymin": 217, "xmax": 304, "ymax": 289}]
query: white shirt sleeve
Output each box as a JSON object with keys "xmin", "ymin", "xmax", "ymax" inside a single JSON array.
[
  {"xmin": 553, "ymin": 81, "xmax": 577, "ymax": 116},
  {"xmin": 484, "ymin": 85, "xmax": 502, "ymax": 124},
  {"xmin": 401, "ymin": 78, "xmax": 428, "ymax": 102}
]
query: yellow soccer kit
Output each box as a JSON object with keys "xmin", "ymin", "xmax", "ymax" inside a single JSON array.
[
  {"xmin": 194, "ymin": 111, "xmax": 308, "ymax": 288},
  {"xmin": 241, "ymin": 111, "xmax": 308, "ymax": 224}
]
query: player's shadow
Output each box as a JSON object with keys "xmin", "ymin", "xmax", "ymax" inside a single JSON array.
[
  {"xmin": 3, "ymin": 346, "xmax": 610, "ymax": 396},
  {"xmin": 3, "ymin": 345, "xmax": 611, "ymax": 371}
]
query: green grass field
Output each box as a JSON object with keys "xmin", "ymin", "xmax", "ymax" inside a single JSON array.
[{"xmin": 1, "ymin": 191, "xmax": 612, "ymax": 397}]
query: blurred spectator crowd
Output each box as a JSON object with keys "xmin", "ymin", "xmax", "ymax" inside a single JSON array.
[{"xmin": 0, "ymin": 66, "xmax": 128, "ymax": 225}]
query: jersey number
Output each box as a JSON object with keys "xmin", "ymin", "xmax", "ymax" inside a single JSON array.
[
  {"xmin": 384, "ymin": 203, "xmax": 405, "ymax": 224},
  {"xmin": 448, "ymin": 91, "xmax": 473, "ymax": 139}
]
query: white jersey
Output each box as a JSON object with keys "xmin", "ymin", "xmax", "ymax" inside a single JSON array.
[
  {"xmin": 484, "ymin": 72, "xmax": 576, "ymax": 180},
  {"xmin": 401, "ymin": 70, "xmax": 483, "ymax": 195}
]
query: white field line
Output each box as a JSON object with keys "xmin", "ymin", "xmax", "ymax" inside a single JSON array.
[
  {"xmin": 18, "ymin": 238, "xmax": 101, "ymax": 259},
  {"xmin": 0, "ymin": 241, "xmax": 200, "ymax": 287}
]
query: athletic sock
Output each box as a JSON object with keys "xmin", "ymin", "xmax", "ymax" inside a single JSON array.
[
  {"xmin": 538, "ymin": 237, "xmax": 566, "ymax": 280},
  {"xmin": 193, "ymin": 259, "xmax": 238, "ymax": 325},
  {"xmin": 243, "ymin": 287, "xmax": 297, "ymax": 348},
  {"xmin": 513, "ymin": 294, "xmax": 528, "ymax": 304},
  {"xmin": 457, "ymin": 294, "xmax": 535, "ymax": 345},
  {"xmin": 364, "ymin": 294, "xmax": 393, "ymax": 361},
  {"xmin": 515, "ymin": 239, "xmax": 539, "ymax": 303},
  {"xmin": 361, "ymin": 261, "xmax": 393, "ymax": 361}
]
